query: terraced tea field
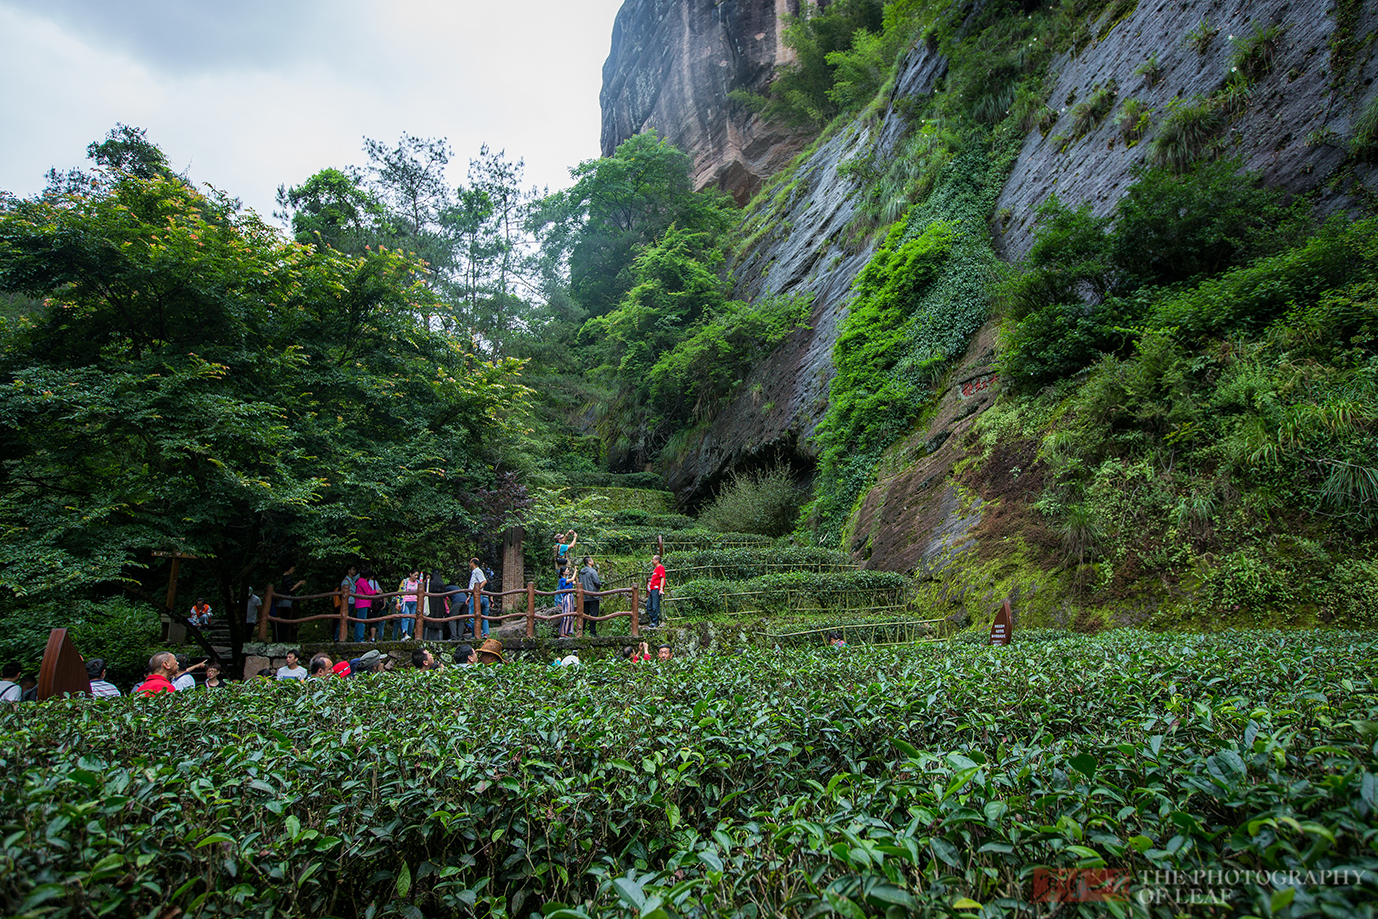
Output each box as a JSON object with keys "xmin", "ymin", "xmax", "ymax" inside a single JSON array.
[{"xmin": 3, "ymin": 630, "xmax": 1376, "ymax": 917}]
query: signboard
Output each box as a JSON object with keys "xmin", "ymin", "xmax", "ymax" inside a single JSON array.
[
  {"xmin": 37, "ymin": 628, "xmax": 92, "ymax": 700},
  {"xmin": 990, "ymin": 600, "xmax": 1013, "ymax": 646}
]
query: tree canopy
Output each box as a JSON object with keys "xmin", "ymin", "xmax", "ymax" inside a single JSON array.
[{"xmin": 0, "ymin": 136, "xmax": 531, "ymax": 666}]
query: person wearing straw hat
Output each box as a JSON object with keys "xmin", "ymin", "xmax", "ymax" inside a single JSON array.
[{"xmin": 477, "ymin": 638, "xmax": 505, "ymax": 665}]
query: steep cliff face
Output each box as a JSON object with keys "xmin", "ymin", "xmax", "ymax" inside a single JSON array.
[
  {"xmin": 600, "ymin": 0, "xmax": 820, "ymax": 203},
  {"xmin": 659, "ymin": 42, "xmax": 949, "ymax": 499},
  {"xmin": 994, "ymin": 0, "xmax": 1378, "ymax": 261},
  {"xmin": 605, "ymin": 0, "xmax": 1378, "ymax": 590}
]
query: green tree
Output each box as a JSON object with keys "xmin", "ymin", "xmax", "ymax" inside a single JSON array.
[
  {"xmin": 275, "ymin": 167, "xmax": 388, "ymax": 254},
  {"xmin": 532, "ymin": 132, "xmax": 734, "ymax": 318},
  {"xmin": 0, "ymin": 133, "xmax": 531, "ymax": 671}
]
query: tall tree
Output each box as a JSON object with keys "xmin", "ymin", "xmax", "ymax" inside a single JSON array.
[
  {"xmin": 0, "ymin": 132, "xmax": 531, "ymax": 670},
  {"xmin": 275, "ymin": 167, "xmax": 388, "ymax": 254},
  {"xmin": 532, "ymin": 132, "xmax": 734, "ymax": 318}
]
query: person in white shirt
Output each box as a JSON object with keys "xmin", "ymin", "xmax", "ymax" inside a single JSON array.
[
  {"xmin": 0, "ymin": 661, "xmax": 22, "ymax": 701},
  {"xmin": 276, "ymin": 650, "xmax": 308, "ymax": 680},
  {"xmin": 85, "ymin": 658, "xmax": 121, "ymax": 698},
  {"xmin": 465, "ymin": 558, "xmax": 490, "ymax": 639},
  {"xmin": 246, "ymin": 588, "xmax": 263, "ymax": 630},
  {"xmin": 172, "ymin": 654, "xmax": 204, "ymax": 690}
]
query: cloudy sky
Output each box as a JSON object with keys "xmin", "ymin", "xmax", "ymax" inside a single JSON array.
[{"xmin": 0, "ymin": 0, "xmax": 627, "ymax": 218}]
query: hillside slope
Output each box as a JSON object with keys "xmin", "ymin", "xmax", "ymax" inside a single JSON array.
[{"xmin": 600, "ymin": 0, "xmax": 1378, "ymax": 629}]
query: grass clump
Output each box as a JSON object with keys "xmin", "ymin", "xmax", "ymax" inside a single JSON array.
[
  {"xmin": 1135, "ymin": 53, "xmax": 1164, "ymax": 87},
  {"xmin": 698, "ymin": 464, "xmax": 806, "ymax": 537},
  {"xmin": 1186, "ymin": 16, "xmax": 1219, "ymax": 54},
  {"xmin": 1229, "ymin": 22, "xmax": 1285, "ymax": 85},
  {"xmin": 1115, "ymin": 97, "xmax": 1152, "ymax": 144},
  {"xmin": 1353, "ymin": 92, "xmax": 1378, "ymax": 162},
  {"xmin": 1149, "ymin": 94, "xmax": 1227, "ymax": 172},
  {"xmin": 1067, "ymin": 79, "xmax": 1118, "ymax": 143}
]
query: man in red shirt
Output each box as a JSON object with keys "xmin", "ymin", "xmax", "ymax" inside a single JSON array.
[
  {"xmin": 646, "ymin": 554, "xmax": 666, "ymax": 629},
  {"xmin": 135, "ymin": 652, "xmax": 179, "ymax": 695}
]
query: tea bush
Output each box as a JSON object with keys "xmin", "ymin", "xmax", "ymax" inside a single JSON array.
[
  {"xmin": 670, "ymin": 547, "xmax": 856, "ymax": 582},
  {"xmin": 671, "ymin": 570, "xmax": 910, "ymax": 617},
  {"xmin": 2, "ymin": 631, "xmax": 1377, "ymax": 917}
]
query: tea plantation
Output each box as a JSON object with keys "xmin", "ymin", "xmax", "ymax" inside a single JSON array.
[{"xmin": 3, "ymin": 630, "xmax": 1377, "ymax": 917}]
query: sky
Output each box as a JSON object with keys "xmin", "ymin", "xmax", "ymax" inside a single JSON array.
[{"xmin": 0, "ymin": 0, "xmax": 628, "ymax": 220}]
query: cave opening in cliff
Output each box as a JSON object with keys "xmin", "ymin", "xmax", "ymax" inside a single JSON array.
[{"xmin": 687, "ymin": 441, "xmax": 817, "ymax": 520}]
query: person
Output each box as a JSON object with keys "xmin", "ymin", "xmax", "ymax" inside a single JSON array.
[
  {"xmin": 135, "ymin": 652, "xmax": 179, "ymax": 695},
  {"xmin": 172, "ymin": 655, "xmax": 204, "ymax": 691},
  {"xmin": 188, "ymin": 597, "xmax": 212, "ymax": 627},
  {"xmin": 331, "ymin": 660, "xmax": 353, "ymax": 677},
  {"xmin": 453, "ymin": 644, "xmax": 476, "ymax": 666},
  {"xmin": 353, "ymin": 568, "xmax": 378, "ymax": 642},
  {"xmin": 558, "ymin": 653, "xmax": 581, "ymax": 666},
  {"xmin": 554, "ymin": 529, "xmax": 577, "ymax": 571},
  {"xmin": 307, "ymin": 654, "xmax": 334, "ymax": 679},
  {"xmin": 272, "ymin": 564, "xmax": 307, "ymax": 641},
  {"xmin": 276, "ymin": 650, "xmax": 308, "ymax": 680},
  {"xmin": 337, "ymin": 565, "xmax": 358, "ymax": 641},
  {"xmin": 424, "ymin": 570, "xmax": 450, "ymax": 641},
  {"xmin": 411, "ymin": 648, "xmax": 437, "ymax": 670},
  {"xmin": 646, "ymin": 554, "xmax": 666, "ymax": 629},
  {"xmin": 577, "ymin": 557, "xmax": 602, "ymax": 637},
  {"xmin": 256, "ymin": 668, "xmax": 274, "ymax": 681},
  {"xmin": 203, "ymin": 662, "xmax": 226, "ymax": 688},
  {"xmin": 350, "ymin": 649, "xmax": 383, "ymax": 674},
  {"xmin": 556, "ymin": 566, "xmax": 576, "ymax": 637},
  {"xmin": 628, "ymin": 642, "xmax": 652, "ymax": 662},
  {"xmin": 396, "ymin": 569, "xmax": 421, "ymax": 640},
  {"xmin": 477, "ymin": 638, "xmax": 505, "ymax": 665},
  {"xmin": 827, "ymin": 632, "xmax": 847, "ymax": 648},
  {"xmin": 465, "ymin": 558, "xmax": 490, "ymax": 640},
  {"xmin": 85, "ymin": 658, "xmax": 121, "ymax": 698},
  {"xmin": 246, "ymin": 587, "xmax": 262, "ymax": 633},
  {"xmin": 0, "ymin": 661, "xmax": 23, "ymax": 701},
  {"xmin": 656, "ymin": 643, "xmax": 673, "ymax": 662}
]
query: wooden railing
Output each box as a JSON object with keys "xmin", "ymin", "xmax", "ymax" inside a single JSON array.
[{"xmin": 256, "ymin": 582, "xmax": 643, "ymax": 642}]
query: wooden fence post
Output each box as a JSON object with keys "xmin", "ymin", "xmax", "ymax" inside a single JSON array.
[
  {"xmin": 630, "ymin": 584, "xmax": 640, "ymax": 638},
  {"xmin": 576, "ymin": 583, "xmax": 585, "ymax": 638},
  {"xmin": 337, "ymin": 587, "xmax": 349, "ymax": 642},
  {"xmin": 472, "ymin": 584, "xmax": 482, "ymax": 640},
  {"xmin": 526, "ymin": 582, "xmax": 536, "ymax": 638}
]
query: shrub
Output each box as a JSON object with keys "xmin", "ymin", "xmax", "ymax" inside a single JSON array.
[
  {"xmin": 1149, "ymin": 217, "xmax": 1378, "ymax": 342},
  {"xmin": 671, "ymin": 546, "xmax": 856, "ymax": 582},
  {"xmin": 673, "ymin": 569, "xmax": 910, "ymax": 617},
  {"xmin": 4, "ymin": 634, "xmax": 1378, "ymax": 917},
  {"xmin": 698, "ymin": 464, "xmax": 806, "ymax": 537}
]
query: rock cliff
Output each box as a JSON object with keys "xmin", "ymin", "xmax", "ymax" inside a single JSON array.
[
  {"xmin": 600, "ymin": 0, "xmax": 823, "ymax": 204},
  {"xmin": 604, "ymin": 0, "xmax": 1378, "ymax": 580}
]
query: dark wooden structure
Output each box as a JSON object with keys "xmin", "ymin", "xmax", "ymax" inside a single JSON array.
[
  {"xmin": 990, "ymin": 600, "xmax": 1013, "ymax": 646},
  {"xmin": 36, "ymin": 628, "xmax": 92, "ymax": 700}
]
